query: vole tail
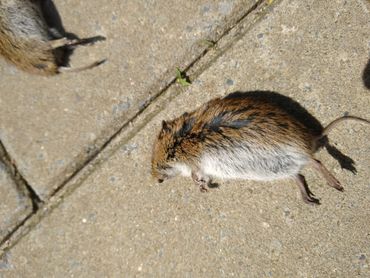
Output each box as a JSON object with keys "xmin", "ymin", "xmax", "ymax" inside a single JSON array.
[
  {"xmin": 58, "ymin": 59, "xmax": 106, "ymax": 73},
  {"xmin": 320, "ymin": 116, "xmax": 370, "ymax": 138}
]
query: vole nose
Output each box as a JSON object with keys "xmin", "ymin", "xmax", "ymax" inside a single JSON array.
[{"xmin": 158, "ymin": 179, "xmax": 164, "ymax": 183}]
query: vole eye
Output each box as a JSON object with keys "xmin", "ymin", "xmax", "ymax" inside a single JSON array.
[{"xmin": 158, "ymin": 179, "xmax": 164, "ymax": 183}]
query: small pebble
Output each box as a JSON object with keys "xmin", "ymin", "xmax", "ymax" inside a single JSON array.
[
  {"xmin": 359, "ymin": 254, "xmax": 366, "ymax": 260},
  {"xmin": 226, "ymin": 79, "xmax": 234, "ymax": 86}
]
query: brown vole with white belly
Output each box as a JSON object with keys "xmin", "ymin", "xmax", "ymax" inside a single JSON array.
[
  {"xmin": 0, "ymin": 0, "xmax": 105, "ymax": 76},
  {"xmin": 151, "ymin": 92, "xmax": 369, "ymax": 204}
]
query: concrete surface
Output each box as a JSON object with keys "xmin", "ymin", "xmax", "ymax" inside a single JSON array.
[
  {"xmin": 0, "ymin": 0, "xmax": 257, "ymax": 200},
  {"xmin": 0, "ymin": 161, "xmax": 32, "ymax": 245},
  {"xmin": 1, "ymin": 0, "xmax": 369, "ymax": 277}
]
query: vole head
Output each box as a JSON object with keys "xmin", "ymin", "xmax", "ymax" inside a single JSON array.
[
  {"xmin": 151, "ymin": 120, "xmax": 178, "ymax": 183},
  {"xmin": 151, "ymin": 114, "xmax": 194, "ymax": 183}
]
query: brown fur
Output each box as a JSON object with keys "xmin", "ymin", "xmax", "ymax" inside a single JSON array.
[
  {"xmin": 152, "ymin": 92, "xmax": 370, "ymax": 204},
  {"xmin": 152, "ymin": 96, "xmax": 314, "ymax": 178}
]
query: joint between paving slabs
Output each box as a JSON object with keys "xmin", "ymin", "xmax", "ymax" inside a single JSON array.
[
  {"xmin": 0, "ymin": 140, "xmax": 44, "ymax": 251},
  {"xmin": 188, "ymin": 0, "xmax": 277, "ymax": 80},
  {"xmin": 0, "ymin": 140, "xmax": 43, "ymax": 212},
  {"xmin": 177, "ymin": 0, "xmax": 267, "ymax": 79}
]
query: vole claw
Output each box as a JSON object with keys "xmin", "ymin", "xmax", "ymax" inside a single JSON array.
[{"xmin": 199, "ymin": 184, "xmax": 208, "ymax": 193}]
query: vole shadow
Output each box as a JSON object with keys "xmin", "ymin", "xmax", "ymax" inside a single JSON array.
[
  {"xmin": 40, "ymin": 0, "xmax": 105, "ymax": 67},
  {"xmin": 362, "ymin": 58, "xmax": 370, "ymax": 89},
  {"xmin": 208, "ymin": 181, "xmax": 220, "ymax": 189},
  {"xmin": 225, "ymin": 91, "xmax": 356, "ymax": 173}
]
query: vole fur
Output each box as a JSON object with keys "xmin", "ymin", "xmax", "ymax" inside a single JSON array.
[{"xmin": 151, "ymin": 92, "xmax": 369, "ymax": 204}]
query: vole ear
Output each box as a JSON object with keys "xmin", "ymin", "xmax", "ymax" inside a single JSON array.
[{"xmin": 162, "ymin": 120, "xmax": 171, "ymax": 132}]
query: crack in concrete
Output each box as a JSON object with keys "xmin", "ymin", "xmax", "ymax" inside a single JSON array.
[
  {"xmin": 0, "ymin": 0, "xmax": 274, "ymax": 255},
  {"xmin": 0, "ymin": 140, "xmax": 42, "ymax": 247},
  {"xmin": 0, "ymin": 141, "xmax": 42, "ymax": 210}
]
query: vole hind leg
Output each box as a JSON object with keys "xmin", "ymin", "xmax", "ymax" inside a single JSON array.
[
  {"xmin": 48, "ymin": 36, "xmax": 106, "ymax": 50},
  {"xmin": 310, "ymin": 159, "xmax": 344, "ymax": 191},
  {"xmin": 294, "ymin": 174, "xmax": 320, "ymax": 205},
  {"xmin": 48, "ymin": 37, "xmax": 80, "ymax": 49},
  {"xmin": 48, "ymin": 27, "xmax": 64, "ymax": 40},
  {"xmin": 191, "ymin": 171, "xmax": 210, "ymax": 193}
]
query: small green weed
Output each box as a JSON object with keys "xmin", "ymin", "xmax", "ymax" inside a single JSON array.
[{"xmin": 176, "ymin": 68, "xmax": 191, "ymax": 86}]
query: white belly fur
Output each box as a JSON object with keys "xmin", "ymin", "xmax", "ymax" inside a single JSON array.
[{"xmin": 200, "ymin": 146, "xmax": 309, "ymax": 181}]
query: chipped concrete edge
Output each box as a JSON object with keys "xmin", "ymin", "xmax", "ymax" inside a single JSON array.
[{"xmin": 0, "ymin": 0, "xmax": 279, "ymax": 256}]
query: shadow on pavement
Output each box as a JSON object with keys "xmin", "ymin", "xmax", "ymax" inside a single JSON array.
[{"xmin": 362, "ymin": 58, "xmax": 370, "ymax": 89}]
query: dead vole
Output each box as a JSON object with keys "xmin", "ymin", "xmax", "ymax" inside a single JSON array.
[
  {"xmin": 0, "ymin": 0, "xmax": 105, "ymax": 76},
  {"xmin": 151, "ymin": 92, "xmax": 369, "ymax": 204}
]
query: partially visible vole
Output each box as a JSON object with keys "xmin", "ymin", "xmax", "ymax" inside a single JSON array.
[
  {"xmin": 0, "ymin": 0, "xmax": 105, "ymax": 75},
  {"xmin": 151, "ymin": 92, "xmax": 370, "ymax": 204}
]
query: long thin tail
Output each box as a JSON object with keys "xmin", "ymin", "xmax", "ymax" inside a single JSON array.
[
  {"xmin": 320, "ymin": 115, "xmax": 370, "ymax": 138},
  {"xmin": 58, "ymin": 59, "xmax": 106, "ymax": 73}
]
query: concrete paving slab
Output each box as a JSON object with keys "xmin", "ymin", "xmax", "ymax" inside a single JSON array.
[
  {"xmin": 2, "ymin": 0, "xmax": 370, "ymax": 276},
  {"xmin": 0, "ymin": 0, "xmax": 258, "ymax": 200},
  {"xmin": 0, "ymin": 161, "xmax": 32, "ymax": 245}
]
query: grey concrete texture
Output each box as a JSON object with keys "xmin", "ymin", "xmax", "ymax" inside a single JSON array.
[
  {"xmin": 1, "ymin": 0, "xmax": 370, "ymax": 277},
  {"xmin": 0, "ymin": 161, "xmax": 32, "ymax": 245},
  {"xmin": 0, "ymin": 0, "xmax": 257, "ymax": 200}
]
